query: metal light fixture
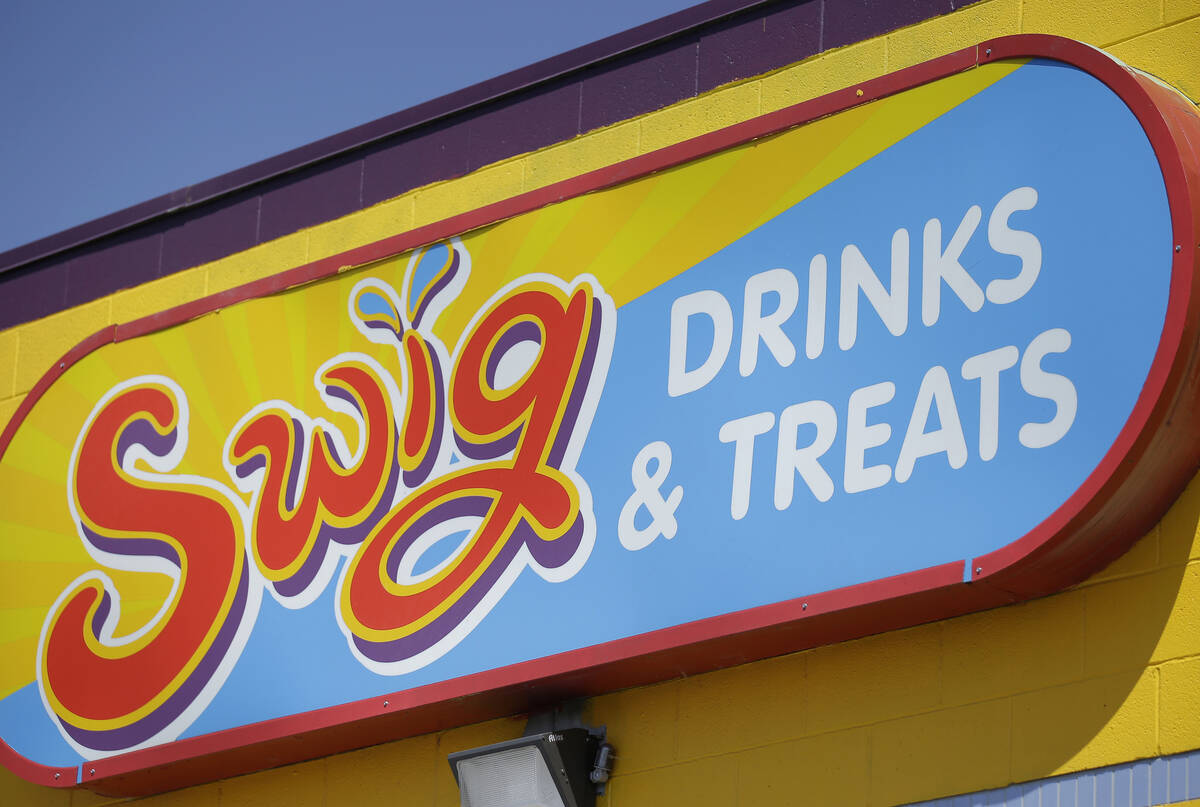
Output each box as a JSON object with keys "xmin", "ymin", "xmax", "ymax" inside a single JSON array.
[{"xmin": 448, "ymin": 717, "xmax": 613, "ymax": 807}]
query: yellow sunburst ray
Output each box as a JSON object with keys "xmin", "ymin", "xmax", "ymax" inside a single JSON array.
[{"xmin": 0, "ymin": 635, "xmax": 38, "ymax": 699}]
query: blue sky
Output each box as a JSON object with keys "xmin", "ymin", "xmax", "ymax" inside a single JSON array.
[{"xmin": 0, "ymin": 0, "xmax": 701, "ymax": 255}]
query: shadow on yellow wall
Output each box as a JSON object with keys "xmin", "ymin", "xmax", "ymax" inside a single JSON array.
[{"xmin": 573, "ymin": 472, "xmax": 1198, "ymax": 807}]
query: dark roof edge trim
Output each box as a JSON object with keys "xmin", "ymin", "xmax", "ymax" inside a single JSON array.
[{"xmin": 0, "ymin": 0, "xmax": 777, "ymax": 276}]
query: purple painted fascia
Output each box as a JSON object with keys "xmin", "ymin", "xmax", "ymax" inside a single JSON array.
[
  {"xmin": 0, "ymin": 0, "xmax": 977, "ymax": 334},
  {"xmin": 581, "ymin": 34, "xmax": 703, "ymax": 133},
  {"xmin": 160, "ymin": 195, "xmax": 261, "ymax": 277},
  {"xmin": 824, "ymin": 0, "xmax": 955, "ymax": 50},
  {"xmin": 0, "ymin": 258, "xmax": 70, "ymax": 329},
  {"xmin": 697, "ymin": 2, "xmax": 822, "ymax": 93},
  {"xmin": 64, "ymin": 230, "xmax": 163, "ymax": 308},
  {"xmin": 257, "ymin": 155, "xmax": 364, "ymax": 245},
  {"xmin": 0, "ymin": 0, "xmax": 784, "ymax": 278}
]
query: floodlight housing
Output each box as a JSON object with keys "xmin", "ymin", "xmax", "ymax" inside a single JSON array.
[{"xmin": 448, "ymin": 727, "xmax": 607, "ymax": 807}]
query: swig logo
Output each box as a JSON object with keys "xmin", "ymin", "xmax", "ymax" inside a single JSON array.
[{"xmin": 37, "ymin": 240, "xmax": 617, "ymax": 756}]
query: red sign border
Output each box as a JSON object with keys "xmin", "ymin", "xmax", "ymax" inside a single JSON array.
[{"xmin": 2, "ymin": 34, "xmax": 1199, "ymax": 796}]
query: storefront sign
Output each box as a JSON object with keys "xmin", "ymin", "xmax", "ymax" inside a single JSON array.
[{"xmin": 2, "ymin": 35, "xmax": 1199, "ymax": 793}]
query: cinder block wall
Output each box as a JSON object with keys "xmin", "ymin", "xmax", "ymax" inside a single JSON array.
[{"xmin": 2, "ymin": 0, "xmax": 1199, "ymax": 804}]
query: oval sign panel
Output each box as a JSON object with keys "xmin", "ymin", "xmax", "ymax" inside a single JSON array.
[{"xmin": 2, "ymin": 36, "xmax": 1200, "ymax": 794}]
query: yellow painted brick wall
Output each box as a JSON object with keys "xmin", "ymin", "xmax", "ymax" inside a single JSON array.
[{"xmin": 1, "ymin": 0, "xmax": 1198, "ymax": 804}]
